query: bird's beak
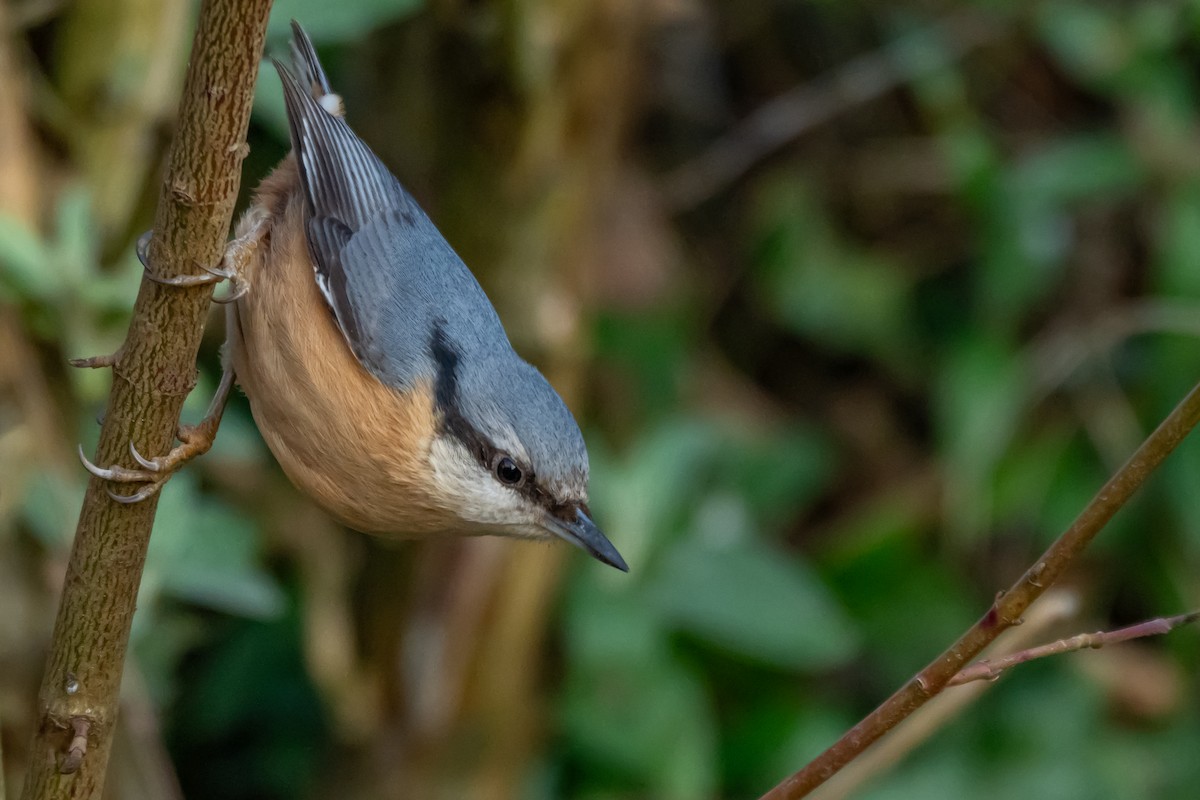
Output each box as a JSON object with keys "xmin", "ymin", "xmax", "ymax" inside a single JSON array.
[{"xmin": 543, "ymin": 507, "xmax": 628, "ymax": 572}]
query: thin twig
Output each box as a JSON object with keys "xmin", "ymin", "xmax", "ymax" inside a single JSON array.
[
  {"xmin": 949, "ymin": 610, "xmax": 1200, "ymax": 687},
  {"xmin": 57, "ymin": 719, "xmax": 89, "ymax": 775},
  {"xmin": 809, "ymin": 590, "xmax": 1081, "ymax": 800},
  {"xmin": 759, "ymin": 379, "xmax": 1200, "ymax": 799},
  {"xmin": 661, "ymin": 9, "xmax": 1006, "ymax": 210},
  {"xmin": 67, "ymin": 354, "xmax": 119, "ymax": 370}
]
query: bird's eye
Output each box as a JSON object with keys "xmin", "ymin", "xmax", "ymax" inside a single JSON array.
[{"xmin": 494, "ymin": 456, "xmax": 523, "ymax": 486}]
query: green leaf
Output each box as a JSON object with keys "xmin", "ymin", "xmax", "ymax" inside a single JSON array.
[
  {"xmin": 20, "ymin": 470, "xmax": 82, "ymax": 550},
  {"xmin": 1155, "ymin": 181, "xmax": 1200, "ymax": 297},
  {"xmin": 732, "ymin": 424, "xmax": 835, "ymax": 527},
  {"xmin": 1037, "ymin": 3, "xmax": 1133, "ymax": 88},
  {"xmin": 753, "ymin": 179, "xmax": 915, "ymax": 367},
  {"xmin": 52, "ymin": 185, "xmax": 96, "ymax": 289},
  {"xmin": 0, "ymin": 214, "xmax": 56, "ymax": 302},
  {"xmin": 991, "ymin": 424, "xmax": 1077, "ymax": 537},
  {"xmin": 1012, "ymin": 133, "xmax": 1142, "ymax": 206},
  {"xmin": 649, "ymin": 535, "xmax": 860, "ymax": 670},
  {"xmin": 163, "ymin": 505, "xmax": 284, "ymax": 619},
  {"xmin": 138, "ymin": 477, "xmax": 283, "ymax": 636},
  {"xmin": 935, "ymin": 334, "xmax": 1028, "ymax": 540},
  {"xmin": 171, "ymin": 609, "xmax": 329, "ymax": 800},
  {"xmin": 588, "ymin": 418, "xmax": 725, "ymax": 565},
  {"xmin": 760, "ymin": 702, "xmax": 857, "ymax": 794},
  {"xmin": 560, "ymin": 572, "xmax": 718, "ymax": 797},
  {"xmin": 594, "ymin": 307, "xmax": 694, "ymax": 418},
  {"xmin": 75, "ymin": 236, "xmax": 143, "ymax": 313},
  {"xmin": 561, "ymin": 652, "xmax": 718, "ymax": 798},
  {"xmin": 562, "ymin": 571, "xmax": 667, "ymax": 673}
]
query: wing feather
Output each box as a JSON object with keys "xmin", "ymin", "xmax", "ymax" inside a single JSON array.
[
  {"xmin": 273, "ymin": 24, "xmax": 424, "ymax": 375},
  {"xmin": 275, "ymin": 23, "xmax": 512, "ymax": 394}
]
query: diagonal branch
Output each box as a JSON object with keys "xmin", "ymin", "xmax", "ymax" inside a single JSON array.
[
  {"xmin": 809, "ymin": 590, "xmax": 1081, "ymax": 800},
  {"xmin": 759, "ymin": 379, "xmax": 1200, "ymax": 800},
  {"xmin": 19, "ymin": 2, "xmax": 272, "ymax": 799},
  {"xmin": 948, "ymin": 610, "xmax": 1200, "ymax": 687}
]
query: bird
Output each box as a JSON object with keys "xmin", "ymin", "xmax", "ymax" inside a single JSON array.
[{"xmin": 79, "ymin": 21, "xmax": 627, "ymax": 572}]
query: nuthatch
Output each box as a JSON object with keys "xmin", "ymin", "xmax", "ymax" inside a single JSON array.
[{"xmin": 80, "ymin": 22, "xmax": 627, "ymax": 571}]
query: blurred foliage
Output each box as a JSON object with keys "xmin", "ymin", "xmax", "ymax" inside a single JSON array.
[{"xmin": 2, "ymin": 0, "xmax": 1200, "ymax": 799}]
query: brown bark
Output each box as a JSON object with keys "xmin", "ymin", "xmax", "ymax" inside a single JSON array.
[{"xmin": 19, "ymin": 2, "xmax": 272, "ymax": 798}]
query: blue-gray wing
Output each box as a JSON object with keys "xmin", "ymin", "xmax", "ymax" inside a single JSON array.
[{"xmin": 276, "ymin": 24, "xmax": 509, "ymax": 389}]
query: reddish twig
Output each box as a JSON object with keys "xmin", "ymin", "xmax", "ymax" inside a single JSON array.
[
  {"xmin": 759, "ymin": 380, "xmax": 1200, "ymax": 799},
  {"xmin": 949, "ymin": 610, "xmax": 1200, "ymax": 687},
  {"xmin": 809, "ymin": 590, "xmax": 1080, "ymax": 800}
]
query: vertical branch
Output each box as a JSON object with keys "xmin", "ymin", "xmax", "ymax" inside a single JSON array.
[{"xmin": 19, "ymin": 2, "xmax": 272, "ymax": 799}]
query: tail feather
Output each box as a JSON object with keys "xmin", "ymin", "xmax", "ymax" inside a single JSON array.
[
  {"xmin": 287, "ymin": 20, "xmax": 344, "ymax": 117},
  {"xmin": 274, "ymin": 22, "xmax": 399, "ymax": 226},
  {"xmin": 274, "ymin": 19, "xmax": 415, "ymax": 347}
]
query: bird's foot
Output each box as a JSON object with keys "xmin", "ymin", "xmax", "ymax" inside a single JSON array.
[
  {"xmin": 136, "ymin": 228, "xmax": 254, "ymax": 303},
  {"xmin": 78, "ymin": 426, "xmax": 215, "ymax": 503},
  {"xmin": 77, "ymin": 366, "xmax": 235, "ymax": 503}
]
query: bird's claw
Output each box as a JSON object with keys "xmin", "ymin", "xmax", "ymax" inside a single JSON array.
[
  {"xmin": 76, "ymin": 423, "xmax": 218, "ymax": 503},
  {"xmin": 210, "ymin": 279, "xmax": 250, "ymax": 304},
  {"xmin": 136, "ymin": 229, "xmax": 249, "ymax": 300},
  {"xmin": 128, "ymin": 440, "xmax": 163, "ymax": 472},
  {"xmin": 77, "ymin": 443, "xmax": 172, "ymax": 503},
  {"xmin": 109, "ymin": 482, "xmax": 167, "ymax": 505},
  {"xmin": 78, "ymin": 444, "xmax": 156, "ymax": 483}
]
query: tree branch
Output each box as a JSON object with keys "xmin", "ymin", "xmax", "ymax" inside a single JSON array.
[
  {"xmin": 948, "ymin": 610, "xmax": 1200, "ymax": 687},
  {"xmin": 19, "ymin": 2, "xmax": 272, "ymax": 798},
  {"xmin": 759, "ymin": 379, "xmax": 1200, "ymax": 799},
  {"xmin": 809, "ymin": 590, "xmax": 1081, "ymax": 800}
]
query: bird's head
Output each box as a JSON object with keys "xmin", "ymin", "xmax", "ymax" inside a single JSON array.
[{"xmin": 425, "ymin": 327, "xmax": 627, "ymax": 571}]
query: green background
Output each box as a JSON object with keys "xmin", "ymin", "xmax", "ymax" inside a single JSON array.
[{"xmin": 1, "ymin": 1, "xmax": 1199, "ymax": 798}]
